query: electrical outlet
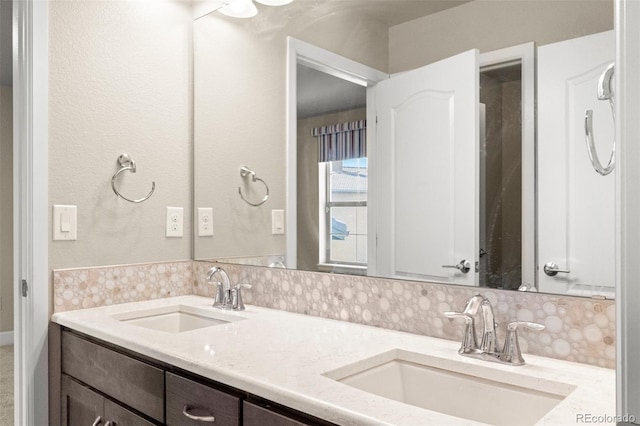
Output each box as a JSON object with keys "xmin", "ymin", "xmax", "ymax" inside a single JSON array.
[
  {"xmin": 198, "ymin": 207, "xmax": 214, "ymax": 236},
  {"xmin": 166, "ymin": 207, "xmax": 184, "ymax": 237}
]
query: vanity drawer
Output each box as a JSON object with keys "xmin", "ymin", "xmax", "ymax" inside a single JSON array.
[
  {"xmin": 243, "ymin": 401, "xmax": 311, "ymax": 426},
  {"xmin": 166, "ymin": 372, "xmax": 241, "ymax": 426},
  {"xmin": 61, "ymin": 331, "xmax": 164, "ymax": 423}
]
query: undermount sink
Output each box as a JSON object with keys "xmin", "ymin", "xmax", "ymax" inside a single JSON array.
[
  {"xmin": 324, "ymin": 349, "xmax": 576, "ymax": 425},
  {"xmin": 111, "ymin": 304, "xmax": 244, "ymax": 333}
]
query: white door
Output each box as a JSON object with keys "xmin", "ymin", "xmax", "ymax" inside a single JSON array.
[
  {"xmin": 372, "ymin": 49, "xmax": 479, "ymax": 285},
  {"xmin": 538, "ymin": 31, "xmax": 615, "ymax": 296}
]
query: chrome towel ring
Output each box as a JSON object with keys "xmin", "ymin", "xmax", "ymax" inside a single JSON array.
[
  {"xmin": 111, "ymin": 153, "xmax": 156, "ymax": 203},
  {"xmin": 585, "ymin": 63, "xmax": 615, "ymax": 176},
  {"xmin": 238, "ymin": 166, "xmax": 269, "ymax": 207}
]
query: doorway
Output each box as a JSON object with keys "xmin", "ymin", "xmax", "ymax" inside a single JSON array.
[
  {"xmin": 479, "ymin": 62, "xmax": 523, "ymax": 290},
  {"xmin": 296, "ymin": 64, "xmax": 368, "ymax": 273},
  {"xmin": 286, "ymin": 37, "xmax": 387, "ymax": 271}
]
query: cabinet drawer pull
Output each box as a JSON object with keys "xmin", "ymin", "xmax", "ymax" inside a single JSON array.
[
  {"xmin": 91, "ymin": 417, "xmax": 102, "ymax": 426},
  {"xmin": 182, "ymin": 405, "xmax": 216, "ymax": 423}
]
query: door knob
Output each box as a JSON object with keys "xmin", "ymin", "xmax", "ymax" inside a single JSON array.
[
  {"xmin": 543, "ymin": 262, "xmax": 570, "ymax": 277},
  {"xmin": 442, "ymin": 259, "xmax": 471, "ymax": 274}
]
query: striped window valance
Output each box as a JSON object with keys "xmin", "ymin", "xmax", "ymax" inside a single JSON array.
[{"xmin": 312, "ymin": 120, "xmax": 366, "ymax": 163}]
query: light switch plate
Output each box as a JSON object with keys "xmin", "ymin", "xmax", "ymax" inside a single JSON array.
[
  {"xmin": 166, "ymin": 207, "xmax": 184, "ymax": 237},
  {"xmin": 271, "ymin": 209, "xmax": 285, "ymax": 235},
  {"xmin": 53, "ymin": 205, "xmax": 77, "ymax": 241},
  {"xmin": 198, "ymin": 207, "xmax": 214, "ymax": 236}
]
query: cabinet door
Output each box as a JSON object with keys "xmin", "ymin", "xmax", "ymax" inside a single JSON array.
[
  {"xmin": 61, "ymin": 375, "xmax": 103, "ymax": 426},
  {"xmin": 104, "ymin": 399, "xmax": 155, "ymax": 426},
  {"xmin": 243, "ymin": 401, "xmax": 310, "ymax": 426},
  {"xmin": 62, "ymin": 374, "xmax": 156, "ymax": 426},
  {"xmin": 62, "ymin": 331, "xmax": 165, "ymax": 423}
]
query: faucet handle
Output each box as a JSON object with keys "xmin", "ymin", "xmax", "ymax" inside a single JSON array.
[
  {"xmin": 444, "ymin": 312, "xmax": 478, "ymax": 354},
  {"xmin": 502, "ymin": 321, "xmax": 545, "ymax": 365},
  {"xmin": 231, "ymin": 284, "xmax": 252, "ymax": 311},
  {"xmin": 233, "ymin": 283, "xmax": 252, "ymax": 291},
  {"xmin": 443, "ymin": 311, "xmax": 473, "ymax": 323},
  {"xmin": 507, "ymin": 321, "xmax": 545, "ymax": 332}
]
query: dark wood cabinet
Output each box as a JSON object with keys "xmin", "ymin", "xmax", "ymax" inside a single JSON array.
[
  {"xmin": 52, "ymin": 326, "xmax": 335, "ymax": 426},
  {"xmin": 104, "ymin": 398, "xmax": 157, "ymax": 426},
  {"xmin": 243, "ymin": 401, "xmax": 311, "ymax": 426},
  {"xmin": 61, "ymin": 375, "xmax": 154, "ymax": 426},
  {"xmin": 61, "ymin": 375, "xmax": 102, "ymax": 426},
  {"xmin": 62, "ymin": 331, "xmax": 164, "ymax": 423},
  {"xmin": 166, "ymin": 372, "xmax": 241, "ymax": 426}
]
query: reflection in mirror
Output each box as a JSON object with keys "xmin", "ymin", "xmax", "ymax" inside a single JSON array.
[
  {"xmin": 296, "ymin": 65, "xmax": 367, "ymax": 274},
  {"xmin": 193, "ymin": 0, "xmax": 614, "ymax": 297},
  {"xmin": 479, "ymin": 63, "xmax": 523, "ymax": 290}
]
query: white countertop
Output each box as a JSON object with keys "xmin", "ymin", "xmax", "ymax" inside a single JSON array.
[{"xmin": 51, "ymin": 295, "xmax": 616, "ymax": 426}]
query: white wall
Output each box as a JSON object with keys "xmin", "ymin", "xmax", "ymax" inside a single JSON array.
[
  {"xmin": 389, "ymin": 0, "xmax": 614, "ymax": 73},
  {"xmin": 193, "ymin": 11, "xmax": 387, "ymax": 260},
  {"xmin": 48, "ymin": 0, "xmax": 193, "ymax": 274},
  {"xmin": 0, "ymin": 86, "xmax": 12, "ymax": 334}
]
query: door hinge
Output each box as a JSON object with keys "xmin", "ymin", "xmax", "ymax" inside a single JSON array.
[{"xmin": 21, "ymin": 279, "xmax": 28, "ymax": 297}]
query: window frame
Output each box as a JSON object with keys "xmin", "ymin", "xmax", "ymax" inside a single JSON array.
[{"xmin": 319, "ymin": 160, "xmax": 368, "ymax": 268}]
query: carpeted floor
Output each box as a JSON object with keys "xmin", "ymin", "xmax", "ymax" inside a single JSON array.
[{"xmin": 0, "ymin": 345, "xmax": 13, "ymax": 426}]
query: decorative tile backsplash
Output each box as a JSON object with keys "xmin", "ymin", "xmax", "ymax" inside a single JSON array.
[
  {"xmin": 193, "ymin": 261, "xmax": 616, "ymax": 369},
  {"xmin": 54, "ymin": 260, "xmax": 616, "ymax": 369},
  {"xmin": 53, "ymin": 261, "xmax": 192, "ymax": 312}
]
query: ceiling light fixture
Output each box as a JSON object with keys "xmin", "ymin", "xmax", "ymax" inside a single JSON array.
[
  {"xmin": 219, "ymin": 0, "xmax": 258, "ymax": 18},
  {"xmin": 218, "ymin": 0, "xmax": 293, "ymax": 19}
]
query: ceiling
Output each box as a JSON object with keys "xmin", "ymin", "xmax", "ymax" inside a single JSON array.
[
  {"xmin": 291, "ymin": 0, "xmax": 470, "ymax": 118},
  {"xmin": 251, "ymin": 0, "xmax": 470, "ymax": 29},
  {"xmin": 194, "ymin": 0, "xmax": 470, "ymax": 27},
  {"xmin": 0, "ymin": 0, "xmax": 473, "ymax": 96},
  {"xmin": 297, "ymin": 65, "xmax": 367, "ymax": 119},
  {"xmin": 316, "ymin": 0, "xmax": 470, "ymax": 27}
]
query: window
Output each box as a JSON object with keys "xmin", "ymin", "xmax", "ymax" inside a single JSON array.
[{"xmin": 320, "ymin": 157, "xmax": 367, "ymax": 266}]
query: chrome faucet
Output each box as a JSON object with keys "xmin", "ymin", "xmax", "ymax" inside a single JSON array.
[
  {"xmin": 444, "ymin": 294, "xmax": 544, "ymax": 365},
  {"xmin": 206, "ymin": 266, "xmax": 251, "ymax": 311},
  {"xmin": 207, "ymin": 266, "xmax": 231, "ymax": 308}
]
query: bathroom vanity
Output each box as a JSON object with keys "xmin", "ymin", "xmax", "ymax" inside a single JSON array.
[
  {"xmin": 52, "ymin": 327, "xmax": 327, "ymax": 425},
  {"xmin": 50, "ymin": 296, "xmax": 615, "ymax": 426}
]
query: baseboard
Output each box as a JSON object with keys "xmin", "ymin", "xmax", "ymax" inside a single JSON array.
[{"xmin": 0, "ymin": 330, "xmax": 14, "ymax": 346}]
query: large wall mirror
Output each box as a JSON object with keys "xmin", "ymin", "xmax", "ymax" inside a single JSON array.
[{"xmin": 193, "ymin": 0, "xmax": 615, "ymax": 298}]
